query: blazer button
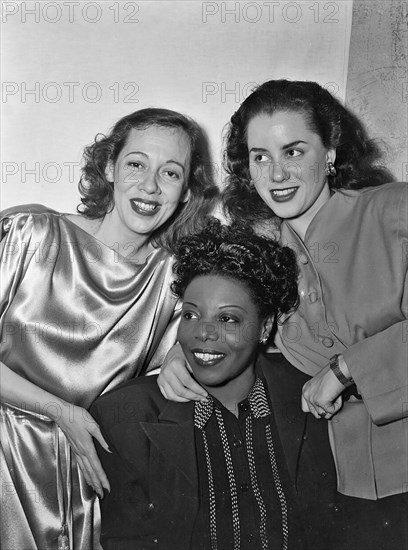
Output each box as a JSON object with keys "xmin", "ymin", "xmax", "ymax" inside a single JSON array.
[
  {"xmin": 308, "ymin": 291, "xmax": 318, "ymax": 303},
  {"xmin": 240, "ymin": 483, "xmax": 250, "ymax": 492},
  {"xmin": 322, "ymin": 337, "xmax": 334, "ymax": 348},
  {"xmin": 148, "ymin": 503, "xmax": 155, "ymax": 511}
]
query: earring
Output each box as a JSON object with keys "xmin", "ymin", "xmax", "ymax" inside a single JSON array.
[
  {"xmin": 259, "ymin": 333, "xmax": 269, "ymax": 344},
  {"xmin": 249, "ymin": 179, "xmax": 255, "ymax": 188},
  {"xmin": 326, "ymin": 161, "xmax": 337, "ymax": 177}
]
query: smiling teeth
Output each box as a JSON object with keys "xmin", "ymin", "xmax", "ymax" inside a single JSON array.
[
  {"xmin": 273, "ymin": 187, "xmax": 297, "ymax": 196},
  {"xmin": 133, "ymin": 200, "xmax": 157, "ymax": 211},
  {"xmin": 193, "ymin": 352, "xmax": 224, "ymax": 362}
]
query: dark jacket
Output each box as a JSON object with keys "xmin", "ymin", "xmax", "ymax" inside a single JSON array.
[{"xmin": 91, "ymin": 352, "xmax": 338, "ymax": 550}]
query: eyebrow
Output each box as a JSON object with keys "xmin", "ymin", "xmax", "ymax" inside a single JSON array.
[
  {"xmin": 249, "ymin": 140, "xmax": 307, "ymax": 153},
  {"xmin": 124, "ymin": 151, "xmax": 186, "ymax": 172},
  {"xmin": 219, "ymin": 305, "xmax": 247, "ymax": 312},
  {"xmin": 183, "ymin": 302, "xmax": 247, "ymax": 312}
]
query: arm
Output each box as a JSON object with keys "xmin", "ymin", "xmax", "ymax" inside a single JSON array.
[
  {"xmin": 0, "ymin": 361, "xmax": 110, "ymax": 497},
  {"xmin": 303, "ymin": 184, "xmax": 408, "ymax": 424},
  {"xmin": 302, "ymin": 323, "xmax": 408, "ymax": 425},
  {"xmin": 157, "ymin": 342, "xmax": 208, "ymax": 402},
  {"xmin": 303, "ymin": 270, "xmax": 408, "ymax": 423},
  {"xmin": 301, "ymin": 356, "xmax": 348, "ymax": 419},
  {"xmin": 342, "ymin": 319, "xmax": 408, "ymax": 424},
  {"xmin": 0, "ymin": 211, "xmax": 110, "ymax": 493}
]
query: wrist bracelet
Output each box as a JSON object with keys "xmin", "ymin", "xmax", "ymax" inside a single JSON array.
[{"xmin": 329, "ymin": 354, "xmax": 354, "ymax": 388}]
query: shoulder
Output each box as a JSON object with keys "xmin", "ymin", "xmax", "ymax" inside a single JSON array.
[
  {"xmin": 91, "ymin": 375, "xmax": 166, "ymax": 430},
  {"xmin": 257, "ymin": 351, "xmax": 310, "ymax": 396},
  {"xmin": 1, "ymin": 203, "xmax": 60, "ymax": 221},
  {"xmin": 0, "ymin": 204, "xmax": 62, "ymax": 239},
  {"xmin": 336, "ymin": 182, "xmax": 407, "ymax": 209},
  {"xmin": 336, "ymin": 182, "xmax": 407, "ymax": 238}
]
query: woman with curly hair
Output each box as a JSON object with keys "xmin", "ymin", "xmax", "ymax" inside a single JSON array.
[
  {"xmin": 159, "ymin": 80, "xmax": 408, "ymax": 548},
  {"xmin": 92, "ymin": 219, "xmax": 335, "ymax": 550},
  {"xmin": 0, "ymin": 108, "xmax": 218, "ymax": 549}
]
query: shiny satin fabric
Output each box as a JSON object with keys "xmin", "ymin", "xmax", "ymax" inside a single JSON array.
[{"xmin": 0, "ymin": 205, "xmax": 181, "ymax": 549}]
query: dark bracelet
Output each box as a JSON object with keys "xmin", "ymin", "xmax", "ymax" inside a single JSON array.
[{"xmin": 329, "ymin": 354, "xmax": 354, "ymax": 388}]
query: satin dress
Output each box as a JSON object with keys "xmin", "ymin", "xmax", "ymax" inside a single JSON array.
[{"xmin": 0, "ymin": 205, "xmax": 181, "ymax": 550}]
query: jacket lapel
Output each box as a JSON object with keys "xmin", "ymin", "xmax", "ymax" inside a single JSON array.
[
  {"xmin": 258, "ymin": 353, "xmax": 308, "ymax": 482},
  {"xmin": 140, "ymin": 400, "xmax": 198, "ymax": 487}
]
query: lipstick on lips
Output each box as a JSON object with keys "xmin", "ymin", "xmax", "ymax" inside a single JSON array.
[
  {"xmin": 130, "ymin": 198, "xmax": 161, "ymax": 216},
  {"xmin": 270, "ymin": 186, "xmax": 299, "ymax": 203},
  {"xmin": 191, "ymin": 348, "xmax": 226, "ymax": 367}
]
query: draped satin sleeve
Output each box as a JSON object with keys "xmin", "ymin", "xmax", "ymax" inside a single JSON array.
[
  {"xmin": 0, "ymin": 204, "xmax": 180, "ymax": 550},
  {"xmin": 0, "ymin": 204, "xmax": 180, "ymax": 408}
]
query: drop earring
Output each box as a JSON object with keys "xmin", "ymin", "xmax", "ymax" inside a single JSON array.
[
  {"xmin": 259, "ymin": 333, "xmax": 270, "ymax": 344},
  {"xmin": 325, "ymin": 161, "xmax": 337, "ymax": 177}
]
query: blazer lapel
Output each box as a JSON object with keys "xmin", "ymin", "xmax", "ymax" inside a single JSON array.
[
  {"xmin": 140, "ymin": 400, "xmax": 198, "ymax": 487},
  {"xmin": 259, "ymin": 353, "xmax": 308, "ymax": 482}
]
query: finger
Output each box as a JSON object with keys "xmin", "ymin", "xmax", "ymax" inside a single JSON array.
[
  {"xmin": 301, "ymin": 394, "xmax": 310, "ymax": 413},
  {"xmin": 326, "ymin": 395, "xmax": 343, "ymax": 416},
  {"xmin": 160, "ymin": 373, "xmax": 208, "ymax": 402},
  {"xmin": 173, "ymin": 384, "xmax": 209, "ymax": 402},
  {"xmin": 301, "ymin": 394, "xmax": 320, "ymax": 419},
  {"xmin": 304, "ymin": 401, "xmax": 322, "ymax": 419},
  {"xmin": 89, "ymin": 451, "xmax": 111, "ymax": 493},
  {"xmin": 317, "ymin": 407, "xmax": 328, "ymax": 418},
  {"xmin": 163, "ymin": 356, "xmax": 208, "ymax": 396},
  {"xmin": 73, "ymin": 441, "xmax": 104, "ymax": 497},
  {"xmin": 332, "ymin": 395, "xmax": 343, "ymax": 413},
  {"xmin": 81, "ymin": 454, "xmax": 104, "ymax": 498},
  {"xmin": 172, "ymin": 366, "xmax": 208, "ymax": 399},
  {"xmin": 158, "ymin": 380, "xmax": 190, "ymax": 402},
  {"xmin": 84, "ymin": 433, "xmax": 111, "ymax": 493},
  {"xmin": 89, "ymin": 419, "xmax": 111, "ymax": 454},
  {"xmin": 309, "ymin": 410, "xmax": 322, "ymax": 419},
  {"xmin": 76, "ymin": 454, "xmax": 99, "ymax": 494}
]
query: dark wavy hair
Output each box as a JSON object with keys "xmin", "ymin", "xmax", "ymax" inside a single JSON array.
[
  {"xmin": 78, "ymin": 108, "xmax": 219, "ymax": 251},
  {"xmin": 172, "ymin": 218, "xmax": 299, "ymax": 319},
  {"xmin": 223, "ymin": 79, "xmax": 394, "ymax": 224}
]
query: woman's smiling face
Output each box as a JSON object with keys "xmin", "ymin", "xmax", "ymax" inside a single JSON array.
[
  {"xmin": 177, "ymin": 274, "xmax": 268, "ymax": 391},
  {"xmin": 105, "ymin": 125, "xmax": 191, "ymax": 247},
  {"xmin": 247, "ymin": 110, "xmax": 335, "ymax": 236}
]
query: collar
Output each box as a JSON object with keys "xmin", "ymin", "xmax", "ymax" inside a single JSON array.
[{"xmin": 193, "ymin": 378, "xmax": 271, "ymax": 430}]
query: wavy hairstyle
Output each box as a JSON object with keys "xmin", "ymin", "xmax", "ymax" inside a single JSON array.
[
  {"xmin": 172, "ymin": 218, "xmax": 299, "ymax": 319},
  {"xmin": 78, "ymin": 108, "xmax": 219, "ymax": 251},
  {"xmin": 223, "ymin": 79, "xmax": 394, "ymax": 224}
]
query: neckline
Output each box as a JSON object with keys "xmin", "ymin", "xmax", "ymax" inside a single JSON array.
[
  {"xmin": 283, "ymin": 190, "xmax": 339, "ymax": 244},
  {"xmin": 61, "ymin": 213, "xmax": 159, "ymax": 265}
]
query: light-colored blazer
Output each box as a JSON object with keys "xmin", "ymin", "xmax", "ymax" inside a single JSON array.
[{"xmin": 276, "ymin": 181, "xmax": 408, "ymax": 499}]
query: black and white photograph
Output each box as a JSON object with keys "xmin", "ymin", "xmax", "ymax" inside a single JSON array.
[{"xmin": 1, "ymin": 1, "xmax": 407, "ymax": 548}]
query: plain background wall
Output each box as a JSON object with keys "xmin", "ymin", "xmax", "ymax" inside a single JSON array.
[
  {"xmin": 346, "ymin": 0, "xmax": 407, "ymax": 182},
  {"xmin": 1, "ymin": 0, "xmax": 353, "ymax": 212}
]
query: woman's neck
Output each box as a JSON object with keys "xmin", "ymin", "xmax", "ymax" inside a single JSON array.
[
  {"xmin": 66, "ymin": 213, "xmax": 153, "ymax": 262},
  {"xmin": 96, "ymin": 211, "xmax": 149, "ymax": 258}
]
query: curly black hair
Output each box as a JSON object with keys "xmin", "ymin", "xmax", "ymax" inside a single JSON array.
[
  {"xmin": 77, "ymin": 108, "xmax": 219, "ymax": 252},
  {"xmin": 223, "ymin": 79, "xmax": 395, "ymax": 225},
  {"xmin": 172, "ymin": 218, "xmax": 299, "ymax": 319}
]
